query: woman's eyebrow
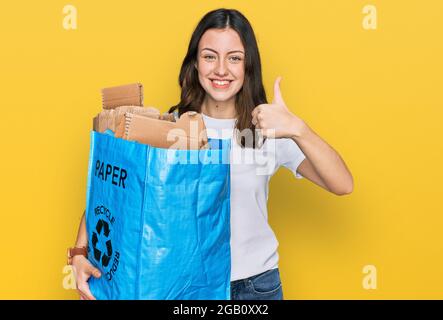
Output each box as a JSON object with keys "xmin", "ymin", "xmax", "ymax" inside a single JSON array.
[{"xmin": 201, "ymin": 48, "xmax": 244, "ymax": 54}]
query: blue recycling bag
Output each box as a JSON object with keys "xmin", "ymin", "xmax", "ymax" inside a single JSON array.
[{"xmin": 85, "ymin": 131, "xmax": 231, "ymax": 299}]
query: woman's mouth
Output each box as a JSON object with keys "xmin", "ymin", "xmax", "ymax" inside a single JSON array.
[{"xmin": 211, "ymin": 79, "xmax": 232, "ymax": 89}]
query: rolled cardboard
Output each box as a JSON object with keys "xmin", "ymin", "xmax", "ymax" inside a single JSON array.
[
  {"xmin": 101, "ymin": 83, "xmax": 143, "ymax": 109},
  {"xmin": 122, "ymin": 111, "xmax": 208, "ymax": 149},
  {"xmin": 94, "ymin": 106, "xmax": 163, "ymax": 133}
]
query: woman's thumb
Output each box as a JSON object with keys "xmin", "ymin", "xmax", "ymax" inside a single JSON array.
[{"xmin": 89, "ymin": 265, "xmax": 102, "ymax": 278}]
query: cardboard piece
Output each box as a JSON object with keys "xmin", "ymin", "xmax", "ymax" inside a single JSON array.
[
  {"xmin": 93, "ymin": 106, "xmax": 163, "ymax": 133},
  {"xmin": 93, "ymin": 115, "xmax": 99, "ymax": 132},
  {"xmin": 121, "ymin": 111, "xmax": 208, "ymax": 149},
  {"xmin": 101, "ymin": 83, "xmax": 143, "ymax": 109},
  {"xmin": 96, "ymin": 83, "xmax": 201, "ymax": 149}
]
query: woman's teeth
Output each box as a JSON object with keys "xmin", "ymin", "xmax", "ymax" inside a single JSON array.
[
  {"xmin": 211, "ymin": 80, "xmax": 231, "ymax": 88},
  {"xmin": 213, "ymin": 80, "xmax": 229, "ymax": 85}
]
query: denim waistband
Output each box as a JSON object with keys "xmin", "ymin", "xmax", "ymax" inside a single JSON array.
[{"xmin": 230, "ymin": 268, "xmax": 279, "ymax": 286}]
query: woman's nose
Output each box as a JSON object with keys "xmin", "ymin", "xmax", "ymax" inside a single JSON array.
[{"xmin": 214, "ymin": 59, "xmax": 229, "ymax": 76}]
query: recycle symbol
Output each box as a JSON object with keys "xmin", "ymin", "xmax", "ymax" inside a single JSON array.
[{"xmin": 91, "ymin": 219, "xmax": 113, "ymax": 268}]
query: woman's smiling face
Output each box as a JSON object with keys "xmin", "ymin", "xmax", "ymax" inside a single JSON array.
[{"xmin": 195, "ymin": 28, "xmax": 245, "ymax": 103}]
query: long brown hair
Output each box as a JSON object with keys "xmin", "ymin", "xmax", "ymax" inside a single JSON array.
[{"xmin": 169, "ymin": 8, "xmax": 268, "ymax": 148}]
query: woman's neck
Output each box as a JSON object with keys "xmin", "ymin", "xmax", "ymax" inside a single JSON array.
[{"xmin": 201, "ymin": 95, "xmax": 237, "ymax": 119}]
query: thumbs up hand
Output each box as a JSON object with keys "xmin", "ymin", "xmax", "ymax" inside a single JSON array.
[{"xmin": 251, "ymin": 76, "xmax": 306, "ymax": 139}]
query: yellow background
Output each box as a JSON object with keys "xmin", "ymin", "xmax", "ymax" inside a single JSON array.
[{"xmin": 0, "ymin": 0, "xmax": 442, "ymax": 299}]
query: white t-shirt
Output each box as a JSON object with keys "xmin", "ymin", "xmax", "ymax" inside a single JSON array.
[{"xmin": 201, "ymin": 113, "xmax": 306, "ymax": 281}]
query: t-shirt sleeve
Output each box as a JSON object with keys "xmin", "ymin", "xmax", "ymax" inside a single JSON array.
[{"xmin": 276, "ymin": 138, "xmax": 306, "ymax": 179}]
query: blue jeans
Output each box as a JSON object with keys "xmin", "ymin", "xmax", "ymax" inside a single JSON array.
[{"xmin": 230, "ymin": 268, "xmax": 283, "ymax": 300}]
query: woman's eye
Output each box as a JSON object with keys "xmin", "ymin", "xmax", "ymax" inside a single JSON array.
[
  {"xmin": 202, "ymin": 55, "xmax": 242, "ymax": 62},
  {"xmin": 229, "ymin": 56, "xmax": 242, "ymax": 62}
]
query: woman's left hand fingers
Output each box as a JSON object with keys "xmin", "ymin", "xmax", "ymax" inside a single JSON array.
[
  {"xmin": 254, "ymin": 120, "xmax": 260, "ymax": 128},
  {"xmin": 251, "ymin": 104, "xmax": 264, "ymax": 119},
  {"xmin": 252, "ymin": 115, "xmax": 258, "ymax": 127}
]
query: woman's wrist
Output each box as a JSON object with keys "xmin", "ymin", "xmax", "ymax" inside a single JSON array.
[
  {"xmin": 67, "ymin": 246, "xmax": 88, "ymax": 265},
  {"xmin": 74, "ymin": 244, "xmax": 87, "ymax": 250},
  {"xmin": 289, "ymin": 116, "xmax": 309, "ymax": 140},
  {"xmin": 71, "ymin": 254, "xmax": 88, "ymax": 266}
]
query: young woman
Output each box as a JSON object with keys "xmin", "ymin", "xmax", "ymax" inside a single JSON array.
[{"xmin": 71, "ymin": 8, "xmax": 353, "ymax": 301}]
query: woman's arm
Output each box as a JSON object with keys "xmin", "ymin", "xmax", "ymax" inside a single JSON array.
[
  {"xmin": 293, "ymin": 122, "xmax": 353, "ymax": 195},
  {"xmin": 71, "ymin": 210, "xmax": 101, "ymax": 300},
  {"xmin": 251, "ymin": 76, "xmax": 353, "ymax": 195},
  {"xmin": 75, "ymin": 211, "xmax": 88, "ymax": 247}
]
